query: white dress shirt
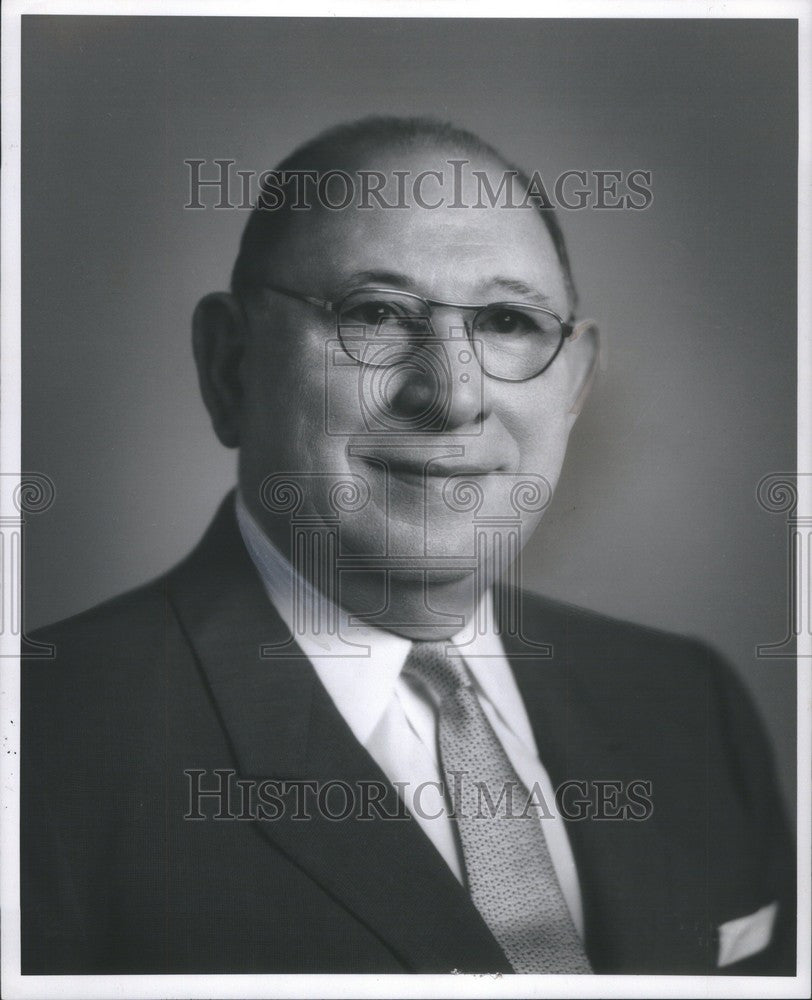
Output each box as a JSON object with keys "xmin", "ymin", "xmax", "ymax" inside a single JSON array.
[{"xmin": 235, "ymin": 493, "xmax": 584, "ymax": 937}]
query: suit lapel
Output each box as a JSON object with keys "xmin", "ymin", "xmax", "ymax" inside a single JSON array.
[
  {"xmin": 500, "ymin": 590, "xmax": 681, "ymax": 972},
  {"xmin": 167, "ymin": 495, "xmax": 512, "ymax": 973}
]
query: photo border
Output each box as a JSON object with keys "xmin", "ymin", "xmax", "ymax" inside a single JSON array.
[{"xmin": 2, "ymin": 3, "xmax": 809, "ymax": 998}]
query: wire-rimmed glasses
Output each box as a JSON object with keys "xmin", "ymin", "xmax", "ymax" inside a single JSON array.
[{"xmin": 261, "ymin": 284, "xmax": 580, "ymax": 382}]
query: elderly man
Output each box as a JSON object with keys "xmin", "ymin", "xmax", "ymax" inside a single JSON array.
[{"xmin": 22, "ymin": 117, "xmax": 795, "ymax": 976}]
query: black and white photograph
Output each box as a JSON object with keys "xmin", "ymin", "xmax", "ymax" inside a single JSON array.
[{"xmin": 1, "ymin": 3, "xmax": 809, "ymax": 997}]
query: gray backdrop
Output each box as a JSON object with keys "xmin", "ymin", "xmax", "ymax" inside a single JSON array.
[{"xmin": 22, "ymin": 17, "xmax": 797, "ymax": 813}]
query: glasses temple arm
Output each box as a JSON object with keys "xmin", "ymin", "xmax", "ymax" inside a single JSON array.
[{"xmin": 262, "ymin": 284, "xmax": 335, "ymax": 313}]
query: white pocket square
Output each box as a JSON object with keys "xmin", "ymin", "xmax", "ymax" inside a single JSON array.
[{"xmin": 717, "ymin": 901, "xmax": 779, "ymax": 967}]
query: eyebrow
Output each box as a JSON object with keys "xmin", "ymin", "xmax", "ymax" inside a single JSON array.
[
  {"xmin": 335, "ymin": 270, "xmax": 553, "ymax": 306},
  {"xmin": 483, "ymin": 277, "xmax": 552, "ymax": 306},
  {"xmin": 334, "ymin": 270, "xmax": 414, "ymax": 295}
]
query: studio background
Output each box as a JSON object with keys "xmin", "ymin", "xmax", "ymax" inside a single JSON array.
[{"xmin": 21, "ymin": 16, "xmax": 797, "ymax": 813}]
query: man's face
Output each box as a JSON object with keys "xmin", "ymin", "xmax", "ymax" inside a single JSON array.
[{"xmin": 237, "ymin": 149, "xmax": 588, "ymax": 582}]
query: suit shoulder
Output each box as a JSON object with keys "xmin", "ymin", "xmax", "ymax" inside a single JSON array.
[
  {"xmin": 514, "ymin": 590, "xmax": 782, "ymax": 804},
  {"xmin": 514, "ymin": 587, "xmax": 735, "ymax": 691},
  {"xmin": 29, "ymin": 574, "xmax": 172, "ymax": 651},
  {"xmin": 517, "ymin": 586, "xmax": 712, "ymax": 651},
  {"xmin": 22, "ymin": 573, "xmax": 187, "ymax": 725}
]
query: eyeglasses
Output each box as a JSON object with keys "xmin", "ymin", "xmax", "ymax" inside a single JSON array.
[{"xmin": 260, "ymin": 284, "xmax": 582, "ymax": 383}]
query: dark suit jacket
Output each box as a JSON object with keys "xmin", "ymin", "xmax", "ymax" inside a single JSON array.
[{"xmin": 22, "ymin": 494, "xmax": 795, "ymax": 975}]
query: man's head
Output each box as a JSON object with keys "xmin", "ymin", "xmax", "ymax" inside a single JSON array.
[{"xmin": 193, "ymin": 116, "xmax": 598, "ymax": 633}]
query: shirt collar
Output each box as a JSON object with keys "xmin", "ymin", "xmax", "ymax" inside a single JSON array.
[{"xmin": 235, "ymin": 490, "xmax": 516, "ymax": 746}]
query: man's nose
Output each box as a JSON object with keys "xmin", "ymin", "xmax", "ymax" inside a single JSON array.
[{"xmin": 387, "ymin": 313, "xmax": 486, "ymax": 431}]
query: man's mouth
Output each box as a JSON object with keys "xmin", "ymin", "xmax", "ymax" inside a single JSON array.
[{"xmin": 364, "ymin": 457, "xmax": 504, "ymax": 484}]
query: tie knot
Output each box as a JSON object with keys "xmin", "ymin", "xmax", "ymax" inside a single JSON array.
[{"xmin": 402, "ymin": 640, "xmax": 471, "ymax": 703}]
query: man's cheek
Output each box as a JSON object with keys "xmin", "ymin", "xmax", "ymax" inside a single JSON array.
[{"xmin": 515, "ymin": 416, "xmax": 569, "ymax": 475}]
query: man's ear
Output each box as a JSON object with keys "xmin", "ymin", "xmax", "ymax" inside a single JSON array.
[
  {"xmin": 192, "ymin": 292, "xmax": 248, "ymax": 448},
  {"xmin": 566, "ymin": 319, "xmax": 602, "ymax": 417}
]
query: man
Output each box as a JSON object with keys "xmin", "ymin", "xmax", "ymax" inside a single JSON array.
[{"xmin": 22, "ymin": 117, "xmax": 795, "ymax": 975}]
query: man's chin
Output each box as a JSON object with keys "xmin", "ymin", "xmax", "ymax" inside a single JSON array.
[{"xmin": 369, "ymin": 520, "xmax": 483, "ymax": 570}]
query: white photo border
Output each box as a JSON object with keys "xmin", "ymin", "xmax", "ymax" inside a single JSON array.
[{"xmin": 2, "ymin": 3, "xmax": 809, "ymax": 998}]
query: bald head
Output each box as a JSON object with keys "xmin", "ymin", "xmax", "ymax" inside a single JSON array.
[{"xmin": 230, "ymin": 116, "xmax": 577, "ymax": 307}]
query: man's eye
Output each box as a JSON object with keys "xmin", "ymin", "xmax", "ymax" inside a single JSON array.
[
  {"xmin": 478, "ymin": 308, "xmax": 539, "ymax": 336},
  {"xmin": 343, "ymin": 301, "xmax": 390, "ymax": 324},
  {"xmin": 342, "ymin": 300, "xmax": 426, "ymax": 334},
  {"xmin": 344, "ymin": 300, "xmax": 394, "ymax": 321}
]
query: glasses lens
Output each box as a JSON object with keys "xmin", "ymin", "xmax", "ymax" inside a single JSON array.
[
  {"xmin": 473, "ymin": 304, "xmax": 563, "ymax": 380},
  {"xmin": 338, "ymin": 290, "xmax": 431, "ymax": 366}
]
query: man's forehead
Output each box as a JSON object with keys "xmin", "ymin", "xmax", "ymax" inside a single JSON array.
[
  {"xmin": 266, "ymin": 150, "xmax": 565, "ymax": 303},
  {"xmin": 276, "ymin": 210, "xmax": 563, "ymax": 302}
]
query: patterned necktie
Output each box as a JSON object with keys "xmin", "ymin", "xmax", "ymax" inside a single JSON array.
[{"xmin": 403, "ymin": 640, "xmax": 592, "ymax": 974}]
